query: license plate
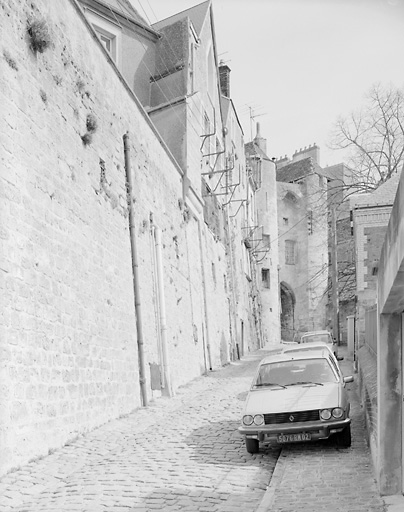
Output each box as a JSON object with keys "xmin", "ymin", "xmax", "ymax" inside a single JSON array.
[{"xmin": 277, "ymin": 433, "xmax": 311, "ymax": 443}]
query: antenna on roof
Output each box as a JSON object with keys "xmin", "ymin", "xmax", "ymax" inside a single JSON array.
[{"xmin": 247, "ymin": 105, "xmax": 267, "ymax": 141}]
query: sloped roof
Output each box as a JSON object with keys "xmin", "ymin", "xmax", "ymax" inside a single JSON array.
[
  {"xmin": 245, "ymin": 140, "xmax": 270, "ymax": 161},
  {"xmin": 101, "ymin": 0, "xmax": 150, "ymax": 27},
  {"xmin": 352, "ymin": 170, "xmax": 402, "ymax": 208},
  {"xmin": 152, "ymin": 0, "xmax": 211, "ymax": 35},
  {"xmin": 220, "ymin": 96, "xmax": 244, "ymax": 138},
  {"xmin": 276, "ymin": 157, "xmax": 321, "ymax": 182},
  {"xmin": 220, "ymin": 96, "xmax": 230, "ymax": 124}
]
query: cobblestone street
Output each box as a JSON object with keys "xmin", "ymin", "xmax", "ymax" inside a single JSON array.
[
  {"xmin": 0, "ymin": 350, "xmax": 279, "ymax": 512},
  {"xmin": 1, "ymin": 347, "xmax": 403, "ymax": 512},
  {"xmin": 258, "ymin": 348, "xmax": 390, "ymax": 512}
]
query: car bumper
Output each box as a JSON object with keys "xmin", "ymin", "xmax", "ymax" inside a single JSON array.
[{"xmin": 238, "ymin": 417, "xmax": 350, "ymax": 443}]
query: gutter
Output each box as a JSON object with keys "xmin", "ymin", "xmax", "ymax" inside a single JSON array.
[
  {"xmin": 123, "ymin": 132, "xmax": 148, "ymax": 407},
  {"xmin": 151, "ymin": 222, "xmax": 173, "ymax": 397}
]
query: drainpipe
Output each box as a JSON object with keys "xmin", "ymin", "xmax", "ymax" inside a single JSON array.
[
  {"xmin": 197, "ymin": 219, "xmax": 212, "ymax": 370},
  {"xmin": 225, "ymin": 208, "xmax": 238, "ymax": 359},
  {"xmin": 123, "ymin": 132, "xmax": 148, "ymax": 407},
  {"xmin": 152, "ymin": 223, "xmax": 173, "ymax": 397}
]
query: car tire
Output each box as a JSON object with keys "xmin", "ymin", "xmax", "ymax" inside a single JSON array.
[
  {"xmin": 245, "ymin": 438, "xmax": 259, "ymax": 454},
  {"xmin": 336, "ymin": 424, "xmax": 351, "ymax": 448}
]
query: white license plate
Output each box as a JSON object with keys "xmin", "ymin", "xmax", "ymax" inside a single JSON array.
[{"xmin": 277, "ymin": 433, "xmax": 311, "ymax": 443}]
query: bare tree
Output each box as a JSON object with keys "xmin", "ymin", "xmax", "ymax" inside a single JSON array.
[{"xmin": 329, "ymin": 83, "xmax": 404, "ymax": 192}]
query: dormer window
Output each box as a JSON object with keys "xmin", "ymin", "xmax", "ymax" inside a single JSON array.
[
  {"xmin": 97, "ymin": 29, "xmax": 117, "ymax": 59},
  {"xmin": 84, "ymin": 8, "xmax": 121, "ymax": 65}
]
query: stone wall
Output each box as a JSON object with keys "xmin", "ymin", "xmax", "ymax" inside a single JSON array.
[
  {"xmin": 0, "ymin": 0, "xmax": 234, "ymax": 475},
  {"xmin": 353, "ymin": 207, "xmax": 392, "ymax": 343},
  {"xmin": 357, "ymin": 345, "xmax": 378, "ymax": 464}
]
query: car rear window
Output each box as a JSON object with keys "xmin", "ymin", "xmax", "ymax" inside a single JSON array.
[
  {"xmin": 301, "ymin": 334, "xmax": 332, "ymax": 344},
  {"xmin": 254, "ymin": 357, "xmax": 338, "ymax": 387}
]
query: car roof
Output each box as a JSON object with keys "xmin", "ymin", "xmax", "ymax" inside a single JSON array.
[
  {"xmin": 259, "ymin": 344, "xmax": 331, "ymax": 365},
  {"xmin": 301, "ymin": 330, "xmax": 331, "ymax": 336}
]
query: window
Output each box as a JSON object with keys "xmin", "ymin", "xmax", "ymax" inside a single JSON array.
[
  {"xmin": 285, "ymin": 240, "xmax": 296, "ymax": 265},
  {"xmin": 203, "ymin": 112, "xmax": 214, "ymax": 168},
  {"xmin": 262, "ymin": 234, "xmax": 270, "ymax": 248},
  {"xmin": 261, "ymin": 268, "xmax": 270, "ymax": 289},
  {"xmin": 95, "ymin": 27, "xmax": 117, "ymax": 61},
  {"xmin": 99, "ymin": 33, "xmax": 112, "ymax": 53},
  {"xmin": 85, "ymin": 9, "xmax": 121, "ymax": 65},
  {"xmin": 242, "ymin": 245, "xmax": 251, "ymax": 280}
]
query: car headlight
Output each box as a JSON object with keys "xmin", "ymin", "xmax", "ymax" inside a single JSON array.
[
  {"xmin": 253, "ymin": 414, "xmax": 264, "ymax": 426},
  {"xmin": 320, "ymin": 409, "xmax": 332, "ymax": 420},
  {"xmin": 332, "ymin": 408, "xmax": 344, "ymax": 419},
  {"xmin": 243, "ymin": 415, "xmax": 254, "ymax": 426}
]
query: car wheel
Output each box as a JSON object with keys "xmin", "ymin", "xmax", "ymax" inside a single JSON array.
[
  {"xmin": 245, "ymin": 438, "xmax": 259, "ymax": 454},
  {"xmin": 336, "ymin": 424, "xmax": 351, "ymax": 448}
]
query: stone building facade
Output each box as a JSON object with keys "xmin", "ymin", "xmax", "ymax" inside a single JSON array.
[
  {"xmin": 351, "ymin": 172, "xmax": 401, "ymax": 344},
  {"xmin": 0, "ymin": 0, "xmax": 276, "ymax": 476},
  {"xmin": 245, "ymin": 125, "xmax": 280, "ymax": 347},
  {"xmin": 350, "ymin": 170, "xmax": 401, "ymax": 477},
  {"xmin": 322, "ymin": 163, "xmax": 356, "ymax": 344},
  {"xmin": 275, "ymin": 146, "xmax": 329, "ymax": 340},
  {"xmin": 375, "ymin": 165, "xmax": 404, "ymax": 497}
]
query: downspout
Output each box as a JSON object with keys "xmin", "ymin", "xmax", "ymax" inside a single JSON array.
[
  {"xmin": 197, "ymin": 220, "xmax": 213, "ymax": 370},
  {"xmin": 152, "ymin": 222, "xmax": 173, "ymax": 397},
  {"xmin": 225, "ymin": 208, "xmax": 238, "ymax": 359},
  {"xmin": 123, "ymin": 132, "xmax": 148, "ymax": 407}
]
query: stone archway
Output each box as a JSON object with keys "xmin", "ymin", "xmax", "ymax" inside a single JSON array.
[{"xmin": 280, "ymin": 281, "xmax": 296, "ymax": 341}]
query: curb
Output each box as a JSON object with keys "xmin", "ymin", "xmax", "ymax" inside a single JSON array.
[{"xmin": 255, "ymin": 448, "xmax": 288, "ymax": 512}]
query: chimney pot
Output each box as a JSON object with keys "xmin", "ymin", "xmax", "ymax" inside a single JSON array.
[{"xmin": 219, "ymin": 63, "xmax": 231, "ymax": 98}]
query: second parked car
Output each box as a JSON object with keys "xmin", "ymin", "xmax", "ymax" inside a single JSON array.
[{"xmin": 298, "ymin": 330, "xmax": 339, "ymax": 357}]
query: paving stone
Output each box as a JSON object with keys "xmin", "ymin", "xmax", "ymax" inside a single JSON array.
[
  {"xmin": 0, "ymin": 349, "xmax": 278, "ymax": 511},
  {"xmin": 2, "ymin": 345, "xmax": 400, "ymax": 512},
  {"xmin": 260, "ymin": 347, "xmax": 387, "ymax": 512}
]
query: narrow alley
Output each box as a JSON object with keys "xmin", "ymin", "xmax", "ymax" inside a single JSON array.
[
  {"xmin": 0, "ymin": 350, "xmax": 278, "ymax": 512},
  {"xmin": 0, "ymin": 347, "xmax": 395, "ymax": 512}
]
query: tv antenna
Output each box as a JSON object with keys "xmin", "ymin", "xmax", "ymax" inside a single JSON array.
[{"xmin": 248, "ymin": 106, "xmax": 267, "ymax": 141}]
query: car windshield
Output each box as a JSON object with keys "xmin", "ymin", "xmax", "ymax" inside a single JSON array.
[
  {"xmin": 301, "ymin": 333, "xmax": 332, "ymax": 344},
  {"xmin": 253, "ymin": 358, "xmax": 338, "ymax": 388}
]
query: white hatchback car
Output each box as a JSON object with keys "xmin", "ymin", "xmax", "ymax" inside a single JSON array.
[
  {"xmin": 239, "ymin": 345, "xmax": 353, "ymax": 454},
  {"xmin": 298, "ymin": 330, "xmax": 339, "ymax": 358}
]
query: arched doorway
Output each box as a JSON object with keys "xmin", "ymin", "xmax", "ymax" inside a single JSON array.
[{"xmin": 280, "ymin": 282, "xmax": 296, "ymax": 341}]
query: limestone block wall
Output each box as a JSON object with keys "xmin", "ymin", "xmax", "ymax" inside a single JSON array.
[
  {"xmin": 358, "ymin": 345, "xmax": 378, "ymax": 471},
  {"xmin": 353, "ymin": 207, "xmax": 391, "ymax": 342},
  {"xmin": 277, "ymin": 182, "xmax": 308, "ymax": 334},
  {"xmin": 0, "ymin": 0, "xmax": 233, "ymax": 476},
  {"xmin": 306, "ymin": 174, "xmax": 328, "ymax": 331},
  {"xmin": 256, "ymin": 159, "xmax": 280, "ymax": 347}
]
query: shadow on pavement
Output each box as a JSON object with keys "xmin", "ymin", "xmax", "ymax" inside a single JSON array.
[
  {"xmin": 184, "ymin": 419, "xmax": 281, "ymax": 466},
  {"xmin": 140, "ymin": 485, "xmax": 264, "ymax": 512}
]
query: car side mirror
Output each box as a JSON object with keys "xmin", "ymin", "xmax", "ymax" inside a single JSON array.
[{"xmin": 343, "ymin": 376, "xmax": 354, "ymax": 383}]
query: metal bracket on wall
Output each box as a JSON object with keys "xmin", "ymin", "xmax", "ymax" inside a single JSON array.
[
  {"xmin": 201, "ymin": 149, "xmax": 226, "ymax": 178},
  {"xmin": 203, "ymin": 155, "xmax": 237, "ymax": 195},
  {"xmin": 228, "ymin": 199, "xmax": 247, "ymax": 217}
]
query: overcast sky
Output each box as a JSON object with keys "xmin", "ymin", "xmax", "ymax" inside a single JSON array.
[{"xmin": 135, "ymin": 0, "xmax": 404, "ymax": 167}]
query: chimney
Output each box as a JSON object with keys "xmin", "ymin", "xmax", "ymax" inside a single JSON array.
[
  {"xmin": 275, "ymin": 155, "xmax": 290, "ymax": 169},
  {"xmin": 219, "ymin": 61, "xmax": 231, "ymax": 97},
  {"xmin": 254, "ymin": 122, "xmax": 267, "ymax": 155},
  {"xmin": 292, "ymin": 144, "xmax": 320, "ymax": 165}
]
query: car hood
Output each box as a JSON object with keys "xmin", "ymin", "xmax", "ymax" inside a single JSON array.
[{"xmin": 244, "ymin": 383, "xmax": 341, "ymax": 414}]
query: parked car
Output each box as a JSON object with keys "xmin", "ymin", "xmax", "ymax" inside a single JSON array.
[
  {"xmin": 297, "ymin": 330, "xmax": 339, "ymax": 358},
  {"xmin": 238, "ymin": 345, "xmax": 353, "ymax": 454}
]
